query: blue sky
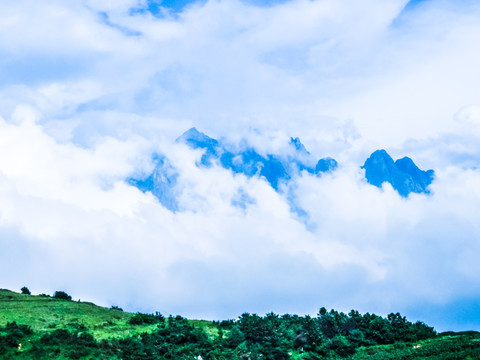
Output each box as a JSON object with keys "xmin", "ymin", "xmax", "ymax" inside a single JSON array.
[
  {"xmin": 148, "ymin": 0, "xmax": 292, "ymax": 13},
  {"xmin": 0, "ymin": 0, "xmax": 480, "ymax": 332}
]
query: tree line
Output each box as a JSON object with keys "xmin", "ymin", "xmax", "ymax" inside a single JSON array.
[{"xmin": 1, "ymin": 306, "xmax": 439, "ymax": 359}]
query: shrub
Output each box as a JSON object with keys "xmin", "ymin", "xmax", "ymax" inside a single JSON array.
[
  {"xmin": 41, "ymin": 329, "xmax": 95, "ymax": 347},
  {"xmin": 53, "ymin": 291, "xmax": 72, "ymax": 301},
  {"xmin": 0, "ymin": 322, "xmax": 34, "ymax": 354},
  {"xmin": 129, "ymin": 312, "xmax": 165, "ymax": 325},
  {"xmin": 6, "ymin": 321, "xmax": 33, "ymax": 336},
  {"xmin": 21, "ymin": 286, "xmax": 31, "ymax": 295}
]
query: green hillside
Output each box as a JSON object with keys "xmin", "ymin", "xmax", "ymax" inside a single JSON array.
[
  {"xmin": 0, "ymin": 289, "xmax": 160, "ymax": 339},
  {"xmin": 1, "ymin": 288, "xmax": 480, "ymax": 359}
]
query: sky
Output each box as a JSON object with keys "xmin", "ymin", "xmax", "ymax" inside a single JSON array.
[{"xmin": 1, "ymin": 0, "xmax": 480, "ymax": 332}]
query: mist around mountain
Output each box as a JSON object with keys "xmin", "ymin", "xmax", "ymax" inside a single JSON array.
[
  {"xmin": 2, "ymin": 0, "xmax": 480, "ymax": 340},
  {"xmin": 129, "ymin": 128, "xmax": 434, "ymax": 211}
]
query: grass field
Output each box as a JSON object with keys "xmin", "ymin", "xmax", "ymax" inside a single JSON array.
[
  {"xmin": 0, "ymin": 289, "xmax": 160, "ymax": 340},
  {"xmin": 1, "ymin": 288, "xmax": 480, "ymax": 359}
]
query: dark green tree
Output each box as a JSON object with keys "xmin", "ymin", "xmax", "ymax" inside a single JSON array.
[
  {"xmin": 226, "ymin": 325, "xmax": 245, "ymax": 347},
  {"xmin": 53, "ymin": 291, "xmax": 72, "ymax": 301},
  {"xmin": 21, "ymin": 286, "xmax": 31, "ymax": 295}
]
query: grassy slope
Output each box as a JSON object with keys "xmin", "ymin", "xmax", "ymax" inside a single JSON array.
[
  {"xmin": 0, "ymin": 289, "xmax": 160, "ymax": 340},
  {"xmin": 2, "ymin": 288, "xmax": 480, "ymax": 359}
]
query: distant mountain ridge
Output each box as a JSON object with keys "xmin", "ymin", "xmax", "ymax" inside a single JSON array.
[
  {"xmin": 362, "ymin": 149, "xmax": 434, "ymax": 197},
  {"xmin": 177, "ymin": 127, "xmax": 337, "ymax": 190},
  {"xmin": 128, "ymin": 128, "xmax": 434, "ymax": 210}
]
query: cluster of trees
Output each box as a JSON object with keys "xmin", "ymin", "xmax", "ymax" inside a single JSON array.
[
  {"xmin": 20, "ymin": 287, "xmax": 72, "ymax": 301},
  {"xmin": 129, "ymin": 312, "xmax": 165, "ymax": 325},
  {"xmin": 205, "ymin": 309, "xmax": 437, "ymax": 359},
  {"xmin": 0, "ymin": 322, "xmax": 33, "ymax": 355},
  {"xmin": 36, "ymin": 328, "xmax": 97, "ymax": 359},
  {"xmin": 113, "ymin": 309, "xmax": 437, "ymax": 359},
  {"xmin": 3, "ymin": 308, "xmax": 439, "ymax": 359}
]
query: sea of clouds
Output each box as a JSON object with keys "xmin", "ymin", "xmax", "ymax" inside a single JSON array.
[{"xmin": 1, "ymin": 0, "xmax": 480, "ymax": 331}]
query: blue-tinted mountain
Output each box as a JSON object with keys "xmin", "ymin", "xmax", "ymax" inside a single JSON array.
[
  {"xmin": 128, "ymin": 131, "xmax": 435, "ymax": 211},
  {"xmin": 287, "ymin": 137, "xmax": 315, "ymax": 175},
  {"xmin": 362, "ymin": 149, "xmax": 434, "ymax": 197},
  {"xmin": 130, "ymin": 128, "xmax": 339, "ymax": 210},
  {"xmin": 288, "ymin": 137, "xmax": 338, "ymax": 175},
  {"xmin": 127, "ymin": 154, "xmax": 179, "ymax": 211},
  {"xmin": 290, "ymin": 137, "xmax": 310, "ymax": 155},
  {"xmin": 220, "ymin": 150, "xmax": 289, "ymax": 190},
  {"xmin": 176, "ymin": 128, "xmax": 336, "ymax": 190},
  {"xmin": 316, "ymin": 157, "xmax": 338, "ymax": 173},
  {"xmin": 176, "ymin": 127, "xmax": 220, "ymax": 166}
]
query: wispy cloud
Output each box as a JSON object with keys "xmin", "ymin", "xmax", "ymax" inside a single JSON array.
[{"xmin": 0, "ymin": 0, "xmax": 480, "ymax": 331}]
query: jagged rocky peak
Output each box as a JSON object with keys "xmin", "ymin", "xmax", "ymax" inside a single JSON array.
[
  {"xmin": 315, "ymin": 157, "xmax": 338, "ymax": 173},
  {"xmin": 177, "ymin": 127, "xmax": 221, "ymax": 166},
  {"xmin": 362, "ymin": 150, "xmax": 397, "ymax": 187},
  {"xmin": 362, "ymin": 149, "xmax": 434, "ymax": 197},
  {"xmin": 127, "ymin": 130, "xmax": 436, "ymax": 214},
  {"xmin": 177, "ymin": 127, "xmax": 219, "ymax": 150},
  {"xmin": 127, "ymin": 154, "xmax": 179, "ymax": 212},
  {"xmin": 176, "ymin": 129, "xmax": 340, "ymax": 188},
  {"xmin": 129, "ymin": 128, "xmax": 344, "ymax": 212},
  {"xmin": 289, "ymin": 137, "xmax": 310, "ymax": 155},
  {"xmin": 395, "ymin": 156, "xmax": 422, "ymax": 173}
]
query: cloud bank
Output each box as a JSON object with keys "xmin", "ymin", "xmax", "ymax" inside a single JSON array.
[{"xmin": 1, "ymin": 0, "xmax": 480, "ymax": 331}]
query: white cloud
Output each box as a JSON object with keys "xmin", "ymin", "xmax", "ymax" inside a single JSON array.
[
  {"xmin": 82, "ymin": 0, "xmax": 145, "ymax": 13},
  {"xmin": 0, "ymin": 0, "xmax": 480, "ymax": 331}
]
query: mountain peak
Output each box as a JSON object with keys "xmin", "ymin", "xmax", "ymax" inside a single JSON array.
[
  {"xmin": 315, "ymin": 157, "xmax": 338, "ymax": 174},
  {"xmin": 177, "ymin": 127, "xmax": 217, "ymax": 146},
  {"xmin": 176, "ymin": 128, "xmax": 220, "ymax": 166},
  {"xmin": 182, "ymin": 127, "xmax": 201, "ymax": 137},
  {"xmin": 395, "ymin": 156, "xmax": 419, "ymax": 172},
  {"xmin": 289, "ymin": 137, "xmax": 310, "ymax": 155},
  {"xmin": 363, "ymin": 150, "xmax": 434, "ymax": 197},
  {"xmin": 369, "ymin": 149, "xmax": 395, "ymax": 162}
]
